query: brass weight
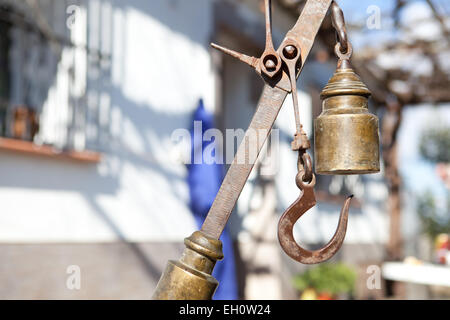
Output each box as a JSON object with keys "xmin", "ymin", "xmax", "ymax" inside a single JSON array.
[
  {"xmin": 314, "ymin": 58, "xmax": 380, "ymax": 175},
  {"xmin": 152, "ymin": 231, "xmax": 223, "ymax": 300}
]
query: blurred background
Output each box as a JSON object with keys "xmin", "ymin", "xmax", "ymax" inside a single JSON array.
[{"xmin": 0, "ymin": 0, "xmax": 449, "ymax": 300}]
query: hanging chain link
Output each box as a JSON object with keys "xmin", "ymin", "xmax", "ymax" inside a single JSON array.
[
  {"xmin": 296, "ymin": 151, "xmax": 313, "ymax": 186},
  {"xmin": 331, "ymin": 1, "xmax": 349, "ymax": 54},
  {"xmin": 331, "ymin": 1, "xmax": 353, "ymax": 62}
]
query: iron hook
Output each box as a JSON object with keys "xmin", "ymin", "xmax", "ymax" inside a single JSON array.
[{"xmin": 277, "ymin": 173, "xmax": 353, "ymax": 264}]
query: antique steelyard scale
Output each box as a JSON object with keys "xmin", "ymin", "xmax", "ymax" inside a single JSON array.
[{"xmin": 153, "ymin": 0, "xmax": 380, "ymax": 300}]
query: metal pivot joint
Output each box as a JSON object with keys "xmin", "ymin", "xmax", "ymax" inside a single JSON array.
[{"xmin": 211, "ymin": 0, "xmax": 298, "ymax": 83}]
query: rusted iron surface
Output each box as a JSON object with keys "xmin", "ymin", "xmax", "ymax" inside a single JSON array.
[
  {"xmin": 261, "ymin": 0, "xmax": 282, "ymax": 78},
  {"xmin": 210, "ymin": 0, "xmax": 283, "ymax": 81},
  {"xmin": 201, "ymin": 85, "xmax": 288, "ymax": 239},
  {"xmin": 277, "ymin": 148, "xmax": 352, "ymax": 264},
  {"xmin": 276, "ymin": 0, "xmax": 334, "ymax": 92},
  {"xmin": 203, "ymin": 0, "xmax": 333, "ymax": 241},
  {"xmin": 279, "ymin": 38, "xmax": 304, "ymax": 149},
  {"xmin": 211, "ymin": 0, "xmax": 333, "ymax": 93},
  {"xmin": 277, "ymin": 170, "xmax": 353, "ymax": 264}
]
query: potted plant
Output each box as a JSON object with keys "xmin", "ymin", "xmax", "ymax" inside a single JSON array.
[{"xmin": 292, "ymin": 263, "xmax": 356, "ymax": 300}]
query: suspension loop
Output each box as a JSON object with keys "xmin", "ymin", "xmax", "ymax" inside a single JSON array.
[
  {"xmin": 296, "ymin": 151, "xmax": 313, "ymax": 187},
  {"xmin": 335, "ymin": 29, "xmax": 348, "ymax": 53},
  {"xmin": 334, "ymin": 41, "xmax": 352, "ymax": 61},
  {"xmin": 331, "ymin": 1, "xmax": 350, "ymax": 57}
]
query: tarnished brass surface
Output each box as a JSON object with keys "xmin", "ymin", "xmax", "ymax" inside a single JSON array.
[
  {"xmin": 152, "ymin": 231, "xmax": 223, "ymax": 300},
  {"xmin": 315, "ymin": 64, "xmax": 380, "ymax": 175}
]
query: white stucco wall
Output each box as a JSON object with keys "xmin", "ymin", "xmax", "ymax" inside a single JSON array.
[{"xmin": 0, "ymin": 0, "xmax": 216, "ymax": 242}]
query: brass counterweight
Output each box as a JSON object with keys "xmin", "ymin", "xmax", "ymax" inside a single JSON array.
[
  {"xmin": 152, "ymin": 231, "xmax": 223, "ymax": 300},
  {"xmin": 314, "ymin": 61, "xmax": 380, "ymax": 175}
]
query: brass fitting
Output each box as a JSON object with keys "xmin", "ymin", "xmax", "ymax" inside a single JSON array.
[{"xmin": 152, "ymin": 231, "xmax": 223, "ymax": 300}]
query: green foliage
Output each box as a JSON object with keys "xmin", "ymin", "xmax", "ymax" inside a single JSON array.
[
  {"xmin": 417, "ymin": 191, "xmax": 450, "ymax": 239},
  {"xmin": 292, "ymin": 263, "xmax": 356, "ymax": 296},
  {"xmin": 419, "ymin": 127, "xmax": 450, "ymax": 163}
]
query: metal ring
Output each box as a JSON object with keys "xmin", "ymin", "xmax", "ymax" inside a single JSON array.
[
  {"xmin": 331, "ymin": 1, "xmax": 349, "ymax": 54},
  {"xmin": 296, "ymin": 152, "xmax": 313, "ymax": 185},
  {"xmin": 302, "ymin": 153, "xmax": 313, "ymax": 183},
  {"xmin": 335, "ymin": 30, "xmax": 348, "ymax": 53},
  {"xmin": 295, "ymin": 171, "xmax": 316, "ymax": 190},
  {"xmin": 334, "ymin": 42, "xmax": 352, "ymax": 60}
]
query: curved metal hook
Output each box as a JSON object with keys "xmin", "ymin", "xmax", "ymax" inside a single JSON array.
[{"xmin": 277, "ymin": 174, "xmax": 353, "ymax": 264}]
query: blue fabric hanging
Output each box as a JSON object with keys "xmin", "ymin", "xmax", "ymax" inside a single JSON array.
[{"xmin": 187, "ymin": 99, "xmax": 238, "ymax": 300}]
